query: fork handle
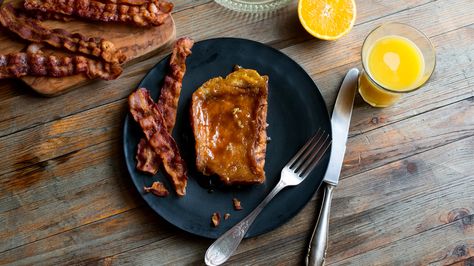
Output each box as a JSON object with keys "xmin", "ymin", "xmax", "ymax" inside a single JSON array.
[
  {"xmin": 306, "ymin": 183, "xmax": 335, "ymax": 266},
  {"xmin": 205, "ymin": 180, "xmax": 287, "ymax": 266}
]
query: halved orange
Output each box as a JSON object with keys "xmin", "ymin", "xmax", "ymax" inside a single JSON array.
[{"xmin": 298, "ymin": 0, "xmax": 356, "ymax": 40}]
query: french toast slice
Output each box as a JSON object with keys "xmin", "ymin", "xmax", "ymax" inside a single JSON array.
[{"xmin": 191, "ymin": 67, "xmax": 268, "ymax": 185}]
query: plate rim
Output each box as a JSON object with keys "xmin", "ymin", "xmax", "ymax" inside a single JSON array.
[{"xmin": 122, "ymin": 37, "xmax": 332, "ymax": 239}]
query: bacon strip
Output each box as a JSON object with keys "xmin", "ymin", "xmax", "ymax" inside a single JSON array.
[
  {"xmin": 24, "ymin": 0, "xmax": 173, "ymax": 27},
  {"xmin": 129, "ymin": 88, "xmax": 187, "ymax": 196},
  {"xmin": 136, "ymin": 37, "xmax": 194, "ymax": 175},
  {"xmin": 0, "ymin": 4, "xmax": 126, "ymax": 64},
  {"xmin": 0, "ymin": 44, "xmax": 122, "ymax": 80},
  {"xmin": 22, "ymin": 9, "xmax": 74, "ymax": 22},
  {"xmin": 103, "ymin": 0, "xmax": 151, "ymax": 5},
  {"xmin": 157, "ymin": 37, "xmax": 194, "ymax": 132},
  {"xmin": 136, "ymin": 138, "xmax": 160, "ymax": 173}
]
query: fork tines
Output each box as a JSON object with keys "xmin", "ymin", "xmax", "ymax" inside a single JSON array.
[{"xmin": 287, "ymin": 129, "xmax": 331, "ymax": 178}]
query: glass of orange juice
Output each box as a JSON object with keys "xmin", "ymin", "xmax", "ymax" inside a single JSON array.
[{"xmin": 359, "ymin": 23, "xmax": 436, "ymax": 107}]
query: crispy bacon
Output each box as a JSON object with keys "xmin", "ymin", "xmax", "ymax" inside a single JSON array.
[
  {"xmin": 0, "ymin": 4, "xmax": 126, "ymax": 64},
  {"xmin": 144, "ymin": 181, "xmax": 169, "ymax": 197},
  {"xmin": 129, "ymin": 88, "xmax": 187, "ymax": 196},
  {"xmin": 135, "ymin": 138, "xmax": 160, "ymax": 174},
  {"xmin": 102, "ymin": 0, "xmax": 151, "ymax": 5},
  {"xmin": 0, "ymin": 44, "xmax": 122, "ymax": 80},
  {"xmin": 157, "ymin": 37, "xmax": 194, "ymax": 131},
  {"xmin": 22, "ymin": 9, "xmax": 74, "ymax": 22},
  {"xmin": 136, "ymin": 37, "xmax": 194, "ymax": 175},
  {"xmin": 24, "ymin": 0, "xmax": 173, "ymax": 27}
]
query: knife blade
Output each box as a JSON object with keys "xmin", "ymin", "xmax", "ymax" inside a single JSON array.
[
  {"xmin": 306, "ymin": 68, "xmax": 359, "ymax": 266},
  {"xmin": 324, "ymin": 67, "xmax": 359, "ymax": 185}
]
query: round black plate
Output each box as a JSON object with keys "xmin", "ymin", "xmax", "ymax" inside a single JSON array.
[{"xmin": 123, "ymin": 38, "xmax": 331, "ymax": 239}]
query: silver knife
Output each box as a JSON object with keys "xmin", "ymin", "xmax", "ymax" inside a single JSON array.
[{"xmin": 306, "ymin": 68, "xmax": 359, "ymax": 266}]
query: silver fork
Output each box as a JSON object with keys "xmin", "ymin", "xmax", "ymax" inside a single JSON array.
[{"xmin": 205, "ymin": 128, "xmax": 331, "ymax": 266}]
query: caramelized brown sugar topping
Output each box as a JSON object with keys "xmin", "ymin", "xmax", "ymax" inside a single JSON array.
[{"xmin": 191, "ymin": 68, "xmax": 268, "ymax": 185}]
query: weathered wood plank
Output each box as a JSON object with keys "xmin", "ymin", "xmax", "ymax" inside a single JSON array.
[
  {"xmin": 341, "ymin": 97, "xmax": 474, "ymax": 178},
  {"xmin": 326, "ymin": 137, "xmax": 474, "ymax": 264},
  {"xmin": 171, "ymin": 0, "xmax": 212, "ymax": 12},
  {"xmin": 0, "ymin": 188, "xmax": 321, "ymax": 265},
  {"xmin": 0, "ymin": 99, "xmax": 125, "ymax": 177},
  {"xmin": 0, "ymin": 0, "xmax": 436, "ymax": 137},
  {"xmin": 0, "ymin": 1, "xmax": 473, "ymax": 265},
  {"xmin": 1, "ymin": 72, "xmax": 470, "ymax": 185},
  {"xmin": 0, "ymin": 1, "xmax": 471, "ymax": 176},
  {"xmin": 331, "ymin": 215, "xmax": 474, "ymax": 266},
  {"xmin": 0, "ymin": 140, "xmax": 141, "ymax": 253},
  {"xmin": 0, "ymin": 28, "xmax": 472, "ymax": 255},
  {"xmin": 4, "ymin": 133, "xmax": 469, "ymax": 265},
  {"xmin": 0, "ymin": 207, "xmax": 178, "ymax": 266},
  {"xmin": 1, "ymin": 98, "xmax": 472, "ymax": 264},
  {"xmin": 448, "ymin": 258, "xmax": 474, "ymax": 266}
]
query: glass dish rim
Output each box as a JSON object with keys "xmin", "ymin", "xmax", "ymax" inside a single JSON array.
[{"xmin": 214, "ymin": 0, "xmax": 294, "ymax": 13}]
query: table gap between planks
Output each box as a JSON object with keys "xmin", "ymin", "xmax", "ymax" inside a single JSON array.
[{"xmin": 0, "ymin": 0, "xmax": 473, "ymax": 265}]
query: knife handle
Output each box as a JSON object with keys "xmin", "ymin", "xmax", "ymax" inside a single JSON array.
[{"xmin": 306, "ymin": 183, "xmax": 335, "ymax": 266}]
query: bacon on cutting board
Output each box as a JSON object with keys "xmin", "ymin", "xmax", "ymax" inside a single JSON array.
[
  {"xmin": 129, "ymin": 88, "xmax": 188, "ymax": 196},
  {"xmin": 102, "ymin": 0, "xmax": 152, "ymax": 5},
  {"xmin": 23, "ymin": 9, "xmax": 74, "ymax": 22},
  {"xmin": 0, "ymin": 44, "xmax": 122, "ymax": 80},
  {"xmin": 136, "ymin": 37, "xmax": 194, "ymax": 175},
  {"xmin": 24, "ymin": 0, "xmax": 173, "ymax": 27},
  {"xmin": 0, "ymin": 4, "xmax": 126, "ymax": 64}
]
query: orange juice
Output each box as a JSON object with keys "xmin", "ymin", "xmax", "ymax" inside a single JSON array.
[
  {"xmin": 359, "ymin": 35, "xmax": 425, "ymax": 107},
  {"xmin": 368, "ymin": 36, "xmax": 424, "ymax": 90}
]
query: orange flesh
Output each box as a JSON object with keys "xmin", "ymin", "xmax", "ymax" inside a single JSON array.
[{"xmin": 298, "ymin": 0, "xmax": 356, "ymax": 40}]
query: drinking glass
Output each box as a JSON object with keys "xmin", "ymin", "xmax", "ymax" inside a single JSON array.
[{"xmin": 359, "ymin": 23, "xmax": 436, "ymax": 107}]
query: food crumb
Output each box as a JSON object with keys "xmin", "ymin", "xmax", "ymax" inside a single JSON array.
[
  {"xmin": 224, "ymin": 213, "xmax": 231, "ymax": 220},
  {"xmin": 211, "ymin": 212, "xmax": 221, "ymax": 227},
  {"xmin": 233, "ymin": 198, "xmax": 243, "ymax": 210},
  {"xmin": 232, "ymin": 107, "xmax": 242, "ymax": 115},
  {"xmin": 143, "ymin": 181, "xmax": 169, "ymax": 197}
]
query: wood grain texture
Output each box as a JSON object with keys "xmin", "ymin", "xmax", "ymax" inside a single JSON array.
[
  {"xmin": 0, "ymin": 99, "xmax": 125, "ymax": 176},
  {"xmin": 0, "ymin": 96, "xmax": 471, "ymax": 262},
  {"xmin": 0, "ymin": 0, "xmax": 176, "ymax": 96},
  {"xmin": 0, "ymin": 139, "xmax": 141, "ymax": 253},
  {"xmin": 328, "ymin": 136, "xmax": 474, "ymax": 264},
  {"xmin": 2, "ymin": 134, "xmax": 470, "ymax": 265},
  {"xmin": 0, "ymin": 0, "xmax": 473, "ymax": 265},
  {"xmin": 0, "ymin": 0, "xmax": 439, "ymax": 137}
]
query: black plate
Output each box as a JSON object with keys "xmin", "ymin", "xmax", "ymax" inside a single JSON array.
[{"xmin": 123, "ymin": 38, "xmax": 331, "ymax": 239}]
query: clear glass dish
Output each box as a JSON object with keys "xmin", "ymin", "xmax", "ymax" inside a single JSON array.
[{"xmin": 215, "ymin": 0, "xmax": 294, "ymax": 13}]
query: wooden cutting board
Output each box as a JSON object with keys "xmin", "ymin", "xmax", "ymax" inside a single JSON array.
[{"xmin": 1, "ymin": 0, "xmax": 176, "ymax": 96}]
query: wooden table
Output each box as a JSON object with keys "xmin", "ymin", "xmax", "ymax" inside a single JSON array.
[{"xmin": 1, "ymin": 0, "xmax": 473, "ymax": 265}]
